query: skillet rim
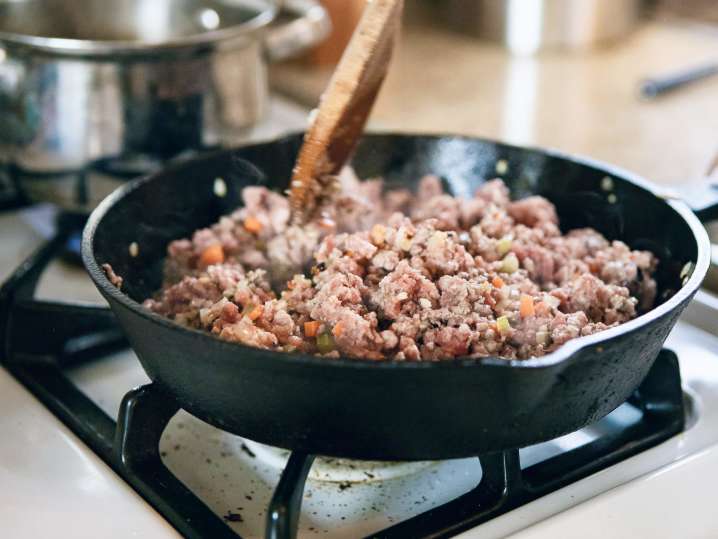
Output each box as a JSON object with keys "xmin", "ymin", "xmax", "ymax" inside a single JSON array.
[{"xmin": 81, "ymin": 131, "xmax": 711, "ymax": 371}]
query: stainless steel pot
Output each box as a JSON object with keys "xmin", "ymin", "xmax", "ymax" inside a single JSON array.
[
  {"xmin": 441, "ymin": 0, "xmax": 642, "ymax": 55},
  {"xmin": 0, "ymin": 0, "xmax": 329, "ymax": 212}
]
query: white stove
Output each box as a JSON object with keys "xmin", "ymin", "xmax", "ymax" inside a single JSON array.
[{"xmin": 2, "ymin": 104, "xmax": 718, "ymax": 538}]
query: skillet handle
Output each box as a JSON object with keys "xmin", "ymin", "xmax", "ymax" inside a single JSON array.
[{"xmin": 676, "ymin": 178, "xmax": 718, "ymax": 223}]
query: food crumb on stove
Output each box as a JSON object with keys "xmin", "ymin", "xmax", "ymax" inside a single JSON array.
[
  {"xmin": 205, "ymin": 458, "xmax": 212, "ymax": 464},
  {"xmin": 128, "ymin": 241, "xmax": 139, "ymax": 257},
  {"xmin": 245, "ymin": 494, "xmax": 252, "ymax": 500},
  {"xmin": 223, "ymin": 511, "xmax": 243, "ymax": 522},
  {"xmin": 160, "ymin": 451, "xmax": 167, "ymax": 457},
  {"xmin": 364, "ymin": 471, "xmax": 375, "ymax": 479},
  {"xmin": 174, "ymin": 444, "xmax": 181, "ymax": 451},
  {"xmin": 101, "ymin": 263, "xmax": 123, "ymax": 289},
  {"xmin": 338, "ymin": 481, "xmax": 352, "ymax": 491},
  {"xmin": 240, "ymin": 443, "xmax": 256, "ymax": 458}
]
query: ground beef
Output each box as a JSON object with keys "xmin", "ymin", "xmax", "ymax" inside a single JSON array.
[
  {"xmin": 138, "ymin": 173, "xmax": 658, "ymax": 361},
  {"xmin": 102, "ymin": 263, "xmax": 123, "ymax": 289}
]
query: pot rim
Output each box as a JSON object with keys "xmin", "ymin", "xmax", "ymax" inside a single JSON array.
[{"xmin": 0, "ymin": 0, "xmax": 278, "ymax": 57}]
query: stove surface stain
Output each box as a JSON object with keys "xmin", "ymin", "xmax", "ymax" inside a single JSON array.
[{"xmin": 159, "ymin": 411, "xmax": 481, "ymax": 538}]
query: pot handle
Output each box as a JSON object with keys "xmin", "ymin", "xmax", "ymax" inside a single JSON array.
[
  {"xmin": 264, "ymin": 0, "xmax": 332, "ymax": 62},
  {"xmin": 0, "ymin": 47, "xmax": 30, "ymax": 205}
]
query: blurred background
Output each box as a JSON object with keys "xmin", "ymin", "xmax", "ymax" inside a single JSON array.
[
  {"xmin": 0, "ymin": 0, "xmax": 716, "ymax": 215},
  {"xmin": 272, "ymin": 0, "xmax": 718, "ymax": 187}
]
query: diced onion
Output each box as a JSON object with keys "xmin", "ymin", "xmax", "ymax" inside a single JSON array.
[
  {"xmin": 370, "ymin": 224, "xmax": 386, "ymax": 245},
  {"xmin": 397, "ymin": 227, "xmax": 413, "ymax": 251},
  {"xmin": 497, "ymin": 237, "xmax": 513, "ymax": 256},
  {"xmin": 543, "ymin": 295, "xmax": 560, "ymax": 309},
  {"xmin": 680, "ymin": 261, "xmax": 693, "ymax": 280},
  {"xmin": 500, "ymin": 253, "xmax": 519, "ymax": 274},
  {"xmin": 427, "ymin": 231, "xmax": 447, "ymax": 251}
]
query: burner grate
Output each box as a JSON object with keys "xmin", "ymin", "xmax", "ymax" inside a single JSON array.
[{"xmin": 0, "ymin": 231, "xmax": 685, "ymax": 539}]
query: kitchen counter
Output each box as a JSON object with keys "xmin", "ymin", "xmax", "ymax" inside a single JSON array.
[{"xmin": 270, "ymin": 19, "xmax": 718, "ymax": 186}]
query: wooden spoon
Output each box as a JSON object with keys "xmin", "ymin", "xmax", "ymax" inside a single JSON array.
[{"xmin": 289, "ymin": 0, "xmax": 404, "ymax": 224}]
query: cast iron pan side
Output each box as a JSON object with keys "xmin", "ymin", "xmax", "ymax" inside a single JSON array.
[{"xmin": 82, "ymin": 133, "xmax": 709, "ymax": 460}]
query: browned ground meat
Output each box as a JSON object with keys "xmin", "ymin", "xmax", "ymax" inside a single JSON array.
[
  {"xmin": 139, "ymin": 174, "xmax": 658, "ymax": 361},
  {"xmin": 102, "ymin": 263, "xmax": 123, "ymax": 289}
]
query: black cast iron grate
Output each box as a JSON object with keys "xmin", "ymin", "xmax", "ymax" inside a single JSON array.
[{"xmin": 0, "ymin": 227, "xmax": 686, "ymax": 539}]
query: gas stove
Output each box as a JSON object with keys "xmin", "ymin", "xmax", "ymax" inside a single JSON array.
[
  {"xmin": 4, "ymin": 212, "xmax": 718, "ymax": 539},
  {"xmin": 3, "ymin": 120, "xmax": 718, "ymax": 539}
]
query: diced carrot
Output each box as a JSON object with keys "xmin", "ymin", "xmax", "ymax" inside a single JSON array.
[
  {"xmin": 198, "ymin": 244, "xmax": 224, "ymax": 268},
  {"xmin": 304, "ymin": 321, "xmax": 320, "ymax": 338},
  {"xmin": 492, "ymin": 276, "xmax": 505, "ymax": 288},
  {"xmin": 286, "ymin": 280, "xmax": 295, "ymax": 290},
  {"xmin": 247, "ymin": 304, "xmax": 263, "ymax": 321},
  {"xmin": 519, "ymin": 295, "xmax": 535, "ymax": 318},
  {"xmin": 332, "ymin": 322, "xmax": 345, "ymax": 338},
  {"xmin": 243, "ymin": 216, "xmax": 263, "ymax": 234}
]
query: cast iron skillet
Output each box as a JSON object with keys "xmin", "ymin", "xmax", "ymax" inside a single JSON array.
[{"xmin": 82, "ymin": 133, "xmax": 713, "ymax": 461}]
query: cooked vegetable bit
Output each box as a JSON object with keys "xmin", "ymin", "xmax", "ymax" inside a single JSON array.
[
  {"xmin": 496, "ymin": 316, "xmax": 511, "ymax": 334},
  {"xmin": 500, "ymin": 253, "xmax": 519, "ymax": 274},
  {"xmin": 497, "ymin": 236, "xmax": 513, "ymax": 256},
  {"xmin": 243, "ymin": 216, "xmax": 263, "ymax": 234},
  {"xmin": 304, "ymin": 321, "xmax": 321, "ymax": 338},
  {"xmin": 316, "ymin": 332, "xmax": 335, "ymax": 354},
  {"xmin": 519, "ymin": 295, "xmax": 535, "ymax": 318},
  {"xmin": 199, "ymin": 244, "xmax": 225, "ymax": 268},
  {"xmin": 247, "ymin": 304, "xmax": 263, "ymax": 321}
]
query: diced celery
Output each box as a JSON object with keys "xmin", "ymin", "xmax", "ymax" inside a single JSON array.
[
  {"xmin": 496, "ymin": 316, "xmax": 511, "ymax": 334},
  {"xmin": 316, "ymin": 332, "xmax": 336, "ymax": 354}
]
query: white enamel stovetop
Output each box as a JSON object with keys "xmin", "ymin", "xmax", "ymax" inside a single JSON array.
[
  {"xmin": 4, "ymin": 206, "xmax": 718, "ymax": 539},
  {"xmin": 3, "ymin": 110, "xmax": 718, "ymax": 537}
]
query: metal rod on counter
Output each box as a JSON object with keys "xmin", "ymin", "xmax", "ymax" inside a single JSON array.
[{"xmin": 639, "ymin": 62, "xmax": 718, "ymax": 99}]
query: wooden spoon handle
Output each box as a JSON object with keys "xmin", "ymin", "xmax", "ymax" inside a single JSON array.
[{"xmin": 290, "ymin": 0, "xmax": 404, "ymax": 223}]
